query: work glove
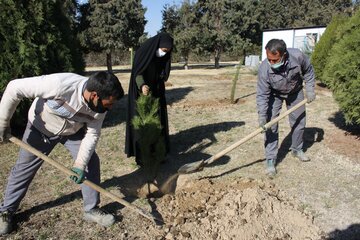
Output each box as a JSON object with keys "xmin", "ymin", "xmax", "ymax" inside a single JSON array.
[
  {"xmin": 70, "ymin": 167, "xmax": 85, "ymax": 184},
  {"xmin": 306, "ymin": 91, "xmax": 316, "ymax": 103},
  {"xmin": 0, "ymin": 126, "xmax": 11, "ymax": 143},
  {"xmin": 258, "ymin": 117, "xmax": 268, "ymax": 132}
]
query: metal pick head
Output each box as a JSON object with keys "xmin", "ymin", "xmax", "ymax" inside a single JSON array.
[{"xmin": 178, "ymin": 160, "xmax": 206, "ymax": 174}]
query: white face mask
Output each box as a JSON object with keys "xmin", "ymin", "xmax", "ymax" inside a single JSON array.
[{"xmin": 156, "ymin": 48, "xmax": 167, "ymax": 57}]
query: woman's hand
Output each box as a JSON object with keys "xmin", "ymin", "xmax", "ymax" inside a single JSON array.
[{"xmin": 142, "ymin": 84, "xmax": 150, "ymax": 95}]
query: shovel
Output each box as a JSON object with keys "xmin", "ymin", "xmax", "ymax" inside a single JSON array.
[
  {"xmin": 9, "ymin": 136, "xmax": 163, "ymax": 224},
  {"xmin": 178, "ymin": 99, "xmax": 308, "ymax": 174}
]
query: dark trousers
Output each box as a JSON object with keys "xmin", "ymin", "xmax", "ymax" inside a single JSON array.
[
  {"xmin": 264, "ymin": 90, "xmax": 306, "ymax": 160},
  {"xmin": 0, "ymin": 122, "xmax": 100, "ymax": 213}
]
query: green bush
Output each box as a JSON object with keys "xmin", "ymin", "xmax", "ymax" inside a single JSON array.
[
  {"xmin": 323, "ymin": 10, "xmax": 360, "ymax": 124},
  {"xmin": 311, "ymin": 14, "xmax": 348, "ymax": 86}
]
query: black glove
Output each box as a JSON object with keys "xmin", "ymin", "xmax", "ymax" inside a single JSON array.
[
  {"xmin": 0, "ymin": 126, "xmax": 11, "ymax": 143},
  {"xmin": 306, "ymin": 91, "xmax": 316, "ymax": 103},
  {"xmin": 258, "ymin": 117, "xmax": 267, "ymax": 132}
]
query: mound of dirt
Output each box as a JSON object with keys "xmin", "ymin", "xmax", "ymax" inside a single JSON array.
[{"xmin": 155, "ymin": 178, "xmax": 324, "ymax": 240}]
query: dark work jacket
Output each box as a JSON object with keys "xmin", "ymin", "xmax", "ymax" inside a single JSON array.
[{"xmin": 256, "ymin": 48, "xmax": 315, "ymax": 119}]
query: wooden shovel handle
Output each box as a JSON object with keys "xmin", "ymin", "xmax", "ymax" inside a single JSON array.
[
  {"xmin": 9, "ymin": 136, "xmax": 160, "ymax": 223},
  {"xmin": 206, "ymin": 99, "xmax": 308, "ymax": 164}
]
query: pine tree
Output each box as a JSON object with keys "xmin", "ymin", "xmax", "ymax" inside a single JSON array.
[
  {"xmin": 224, "ymin": 0, "xmax": 263, "ymax": 63},
  {"xmin": 163, "ymin": 1, "xmax": 198, "ymax": 69},
  {"xmin": 132, "ymin": 95, "xmax": 166, "ymax": 182},
  {"xmin": 195, "ymin": 0, "xmax": 228, "ymax": 68},
  {"xmin": 84, "ymin": 0, "xmax": 146, "ymax": 72}
]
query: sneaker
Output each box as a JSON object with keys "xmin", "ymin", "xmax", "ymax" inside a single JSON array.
[
  {"xmin": 292, "ymin": 149, "xmax": 310, "ymax": 162},
  {"xmin": 84, "ymin": 208, "xmax": 115, "ymax": 227},
  {"xmin": 0, "ymin": 211, "xmax": 13, "ymax": 235},
  {"xmin": 266, "ymin": 159, "xmax": 277, "ymax": 177}
]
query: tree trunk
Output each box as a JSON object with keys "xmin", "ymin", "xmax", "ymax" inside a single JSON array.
[
  {"xmin": 184, "ymin": 55, "xmax": 189, "ymax": 70},
  {"xmin": 242, "ymin": 49, "xmax": 247, "ymax": 65},
  {"xmin": 106, "ymin": 52, "xmax": 113, "ymax": 73},
  {"xmin": 214, "ymin": 48, "xmax": 221, "ymax": 69}
]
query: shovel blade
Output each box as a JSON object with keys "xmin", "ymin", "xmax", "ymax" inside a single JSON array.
[{"xmin": 178, "ymin": 160, "xmax": 206, "ymax": 174}]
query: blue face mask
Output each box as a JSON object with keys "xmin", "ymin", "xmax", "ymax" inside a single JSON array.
[{"xmin": 269, "ymin": 56, "xmax": 284, "ymax": 70}]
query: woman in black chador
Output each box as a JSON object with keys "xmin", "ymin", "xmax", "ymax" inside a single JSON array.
[{"xmin": 125, "ymin": 32, "xmax": 174, "ymax": 165}]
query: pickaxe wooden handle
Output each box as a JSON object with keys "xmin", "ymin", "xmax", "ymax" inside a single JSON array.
[{"xmin": 9, "ymin": 136, "xmax": 163, "ymax": 224}]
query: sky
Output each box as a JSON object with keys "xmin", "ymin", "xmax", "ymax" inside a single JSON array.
[
  {"xmin": 142, "ymin": 0, "xmax": 182, "ymax": 37},
  {"xmin": 77, "ymin": 0, "xmax": 182, "ymax": 37}
]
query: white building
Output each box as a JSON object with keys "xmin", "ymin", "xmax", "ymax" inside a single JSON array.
[{"xmin": 261, "ymin": 26, "xmax": 326, "ymax": 61}]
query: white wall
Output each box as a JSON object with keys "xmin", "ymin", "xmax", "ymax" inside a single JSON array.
[
  {"xmin": 261, "ymin": 27, "xmax": 326, "ymax": 61},
  {"xmin": 261, "ymin": 30, "xmax": 294, "ymax": 61}
]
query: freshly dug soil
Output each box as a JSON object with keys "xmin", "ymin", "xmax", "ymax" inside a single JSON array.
[{"xmin": 152, "ymin": 178, "xmax": 323, "ymax": 240}]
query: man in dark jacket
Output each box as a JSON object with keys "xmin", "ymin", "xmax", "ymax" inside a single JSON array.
[{"xmin": 257, "ymin": 39, "xmax": 316, "ymax": 177}]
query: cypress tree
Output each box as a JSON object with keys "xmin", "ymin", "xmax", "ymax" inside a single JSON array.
[
  {"xmin": 230, "ymin": 60, "xmax": 242, "ymax": 104},
  {"xmin": 323, "ymin": 10, "xmax": 360, "ymax": 124},
  {"xmin": 132, "ymin": 94, "xmax": 166, "ymax": 182},
  {"xmin": 0, "ymin": 0, "xmax": 84, "ymax": 130},
  {"xmin": 311, "ymin": 14, "xmax": 348, "ymax": 86}
]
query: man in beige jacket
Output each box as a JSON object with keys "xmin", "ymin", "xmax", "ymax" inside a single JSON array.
[{"xmin": 0, "ymin": 71, "xmax": 124, "ymax": 235}]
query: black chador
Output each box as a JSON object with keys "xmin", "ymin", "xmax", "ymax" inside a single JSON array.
[{"xmin": 125, "ymin": 32, "xmax": 174, "ymax": 164}]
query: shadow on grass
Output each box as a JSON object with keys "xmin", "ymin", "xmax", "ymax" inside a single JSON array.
[
  {"xmin": 234, "ymin": 92, "xmax": 256, "ymax": 103},
  {"xmin": 199, "ymin": 159, "xmax": 265, "ymax": 180},
  {"xmin": 101, "ymin": 121, "xmax": 246, "ymax": 195},
  {"xmin": 276, "ymin": 127, "xmax": 324, "ymax": 164},
  {"xmin": 15, "ymin": 190, "xmax": 83, "ymax": 226},
  {"xmin": 326, "ymin": 223, "xmax": 360, "ymax": 240},
  {"xmin": 328, "ymin": 111, "xmax": 360, "ymax": 138},
  {"xmin": 169, "ymin": 121, "xmax": 246, "ymax": 170},
  {"xmin": 166, "ymin": 86, "xmax": 194, "ymax": 105}
]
